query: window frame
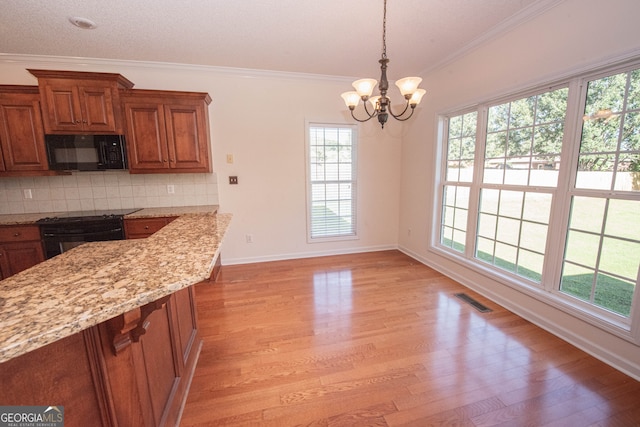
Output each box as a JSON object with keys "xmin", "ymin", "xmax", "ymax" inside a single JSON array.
[
  {"xmin": 305, "ymin": 121, "xmax": 359, "ymax": 243},
  {"xmin": 433, "ymin": 59, "xmax": 640, "ymax": 344}
]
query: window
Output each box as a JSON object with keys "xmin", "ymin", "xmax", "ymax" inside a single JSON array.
[
  {"xmin": 440, "ymin": 111, "xmax": 476, "ymax": 253},
  {"xmin": 306, "ymin": 123, "xmax": 357, "ymax": 241},
  {"xmin": 437, "ymin": 61, "xmax": 640, "ymax": 337},
  {"xmin": 477, "ymin": 88, "xmax": 567, "ymax": 283},
  {"xmin": 560, "ymin": 69, "xmax": 640, "ymax": 317}
]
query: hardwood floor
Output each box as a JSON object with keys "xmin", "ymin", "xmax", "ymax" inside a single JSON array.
[{"xmin": 180, "ymin": 250, "xmax": 640, "ymax": 426}]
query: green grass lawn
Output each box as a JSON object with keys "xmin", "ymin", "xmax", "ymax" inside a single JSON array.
[{"xmin": 442, "ymin": 194, "xmax": 639, "ymax": 317}]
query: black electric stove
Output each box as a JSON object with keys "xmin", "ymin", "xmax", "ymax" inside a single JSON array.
[{"xmin": 36, "ymin": 208, "xmax": 141, "ymax": 259}]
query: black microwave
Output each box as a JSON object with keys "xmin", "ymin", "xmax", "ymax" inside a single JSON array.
[{"xmin": 45, "ymin": 134, "xmax": 128, "ymax": 171}]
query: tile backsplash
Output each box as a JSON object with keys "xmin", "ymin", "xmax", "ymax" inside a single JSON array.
[{"xmin": 0, "ymin": 171, "xmax": 219, "ymax": 214}]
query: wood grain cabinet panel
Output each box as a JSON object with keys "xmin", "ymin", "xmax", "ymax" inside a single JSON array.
[
  {"xmin": 121, "ymin": 90, "xmax": 212, "ymax": 174},
  {"xmin": 124, "ymin": 217, "xmax": 178, "ymax": 239},
  {"xmin": 0, "ymin": 288, "xmax": 202, "ymax": 427},
  {"xmin": 0, "ymin": 225, "xmax": 45, "ymax": 279},
  {"xmin": 28, "ymin": 69, "xmax": 134, "ymax": 134},
  {"xmin": 0, "ymin": 86, "xmax": 49, "ymax": 173}
]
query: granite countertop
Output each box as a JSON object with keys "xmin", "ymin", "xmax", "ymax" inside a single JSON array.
[
  {"xmin": 0, "ymin": 210, "xmax": 231, "ymax": 363},
  {"xmin": 0, "ymin": 205, "xmax": 219, "ymax": 226}
]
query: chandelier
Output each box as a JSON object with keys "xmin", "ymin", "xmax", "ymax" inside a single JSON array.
[{"xmin": 341, "ymin": 0, "xmax": 426, "ymax": 129}]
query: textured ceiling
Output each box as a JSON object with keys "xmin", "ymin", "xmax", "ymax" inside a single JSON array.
[{"xmin": 0, "ymin": 0, "xmax": 558, "ymax": 80}]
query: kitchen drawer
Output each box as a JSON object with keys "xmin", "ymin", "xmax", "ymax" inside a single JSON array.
[
  {"xmin": 124, "ymin": 217, "xmax": 177, "ymax": 239},
  {"xmin": 0, "ymin": 225, "xmax": 41, "ymax": 242}
]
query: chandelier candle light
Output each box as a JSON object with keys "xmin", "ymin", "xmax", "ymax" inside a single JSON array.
[{"xmin": 341, "ymin": 0, "xmax": 426, "ymax": 128}]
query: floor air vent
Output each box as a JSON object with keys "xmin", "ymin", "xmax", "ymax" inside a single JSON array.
[{"xmin": 454, "ymin": 293, "xmax": 493, "ymax": 313}]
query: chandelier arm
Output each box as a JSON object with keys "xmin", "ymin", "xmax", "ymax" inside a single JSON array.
[
  {"xmin": 390, "ymin": 105, "xmax": 416, "ymax": 122},
  {"xmin": 349, "ymin": 108, "xmax": 377, "ymax": 123},
  {"xmin": 363, "ymin": 99, "xmax": 377, "ymax": 117},
  {"xmin": 387, "ymin": 99, "xmax": 411, "ymax": 119}
]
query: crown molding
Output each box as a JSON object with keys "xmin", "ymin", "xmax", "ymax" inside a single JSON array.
[
  {"xmin": 421, "ymin": 0, "xmax": 565, "ymax": 75},
  {"xmin": 0, "ymin": 53, "xmax": 354, "ymax": 83}
]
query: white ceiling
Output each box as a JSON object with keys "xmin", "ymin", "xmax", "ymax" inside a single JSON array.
[{"xmin": 0, "ymin": 0, "xmax": 558, "ymax": 80}]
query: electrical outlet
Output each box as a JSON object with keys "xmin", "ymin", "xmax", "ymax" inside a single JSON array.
[
  {"xmin": 245, "ymin": 234, "xmax": 253, "ymax": 243},
  {"xmin": 23, "ymin": 189, "xmax": 33, "ymax": 199},
  {"xmin": 229, "ymin": 176, "xmax": 238, "ymax": 185},
  {"xmin": 167, "ymin": 184, "xmax": 175, "ymax": 194}
]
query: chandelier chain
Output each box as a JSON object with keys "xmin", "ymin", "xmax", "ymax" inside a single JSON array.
[{"xmin": 382, "ymin": 0, "xmax": 387, "ymax": 59}]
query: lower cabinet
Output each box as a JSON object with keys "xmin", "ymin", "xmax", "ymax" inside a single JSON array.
[
  {"xmin": 0, "ymin": 225, "xmax": 45, "ymax": 279},
  {"xmin": 0, "ymin": 286, "xmax": 201, "ymax": 427},
  {"xmin": 124, "ymin": 217, "xmax": 178, "ymax": 239}
]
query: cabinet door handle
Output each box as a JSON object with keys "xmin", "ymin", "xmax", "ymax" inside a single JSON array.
[
  {"xmin": 13, "ymin": 233, "xmax": 20, "ymax": 237},
  {"xmin": 144, "ymin": 226, "xmax": 149, "ymax": 230}
]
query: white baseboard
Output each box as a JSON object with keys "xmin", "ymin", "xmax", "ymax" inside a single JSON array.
[
  {"xmin": 221, "ymin": 244, "xmax": 397, "ymax": 266},
  {"xmin": 398, "ymin": 245, "xmax": 640, "ymax": 381}
]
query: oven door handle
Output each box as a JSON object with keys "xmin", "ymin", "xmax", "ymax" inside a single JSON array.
[{"xmin": 42, "ymin": 228, "xmax": 123, "ymax": 238}]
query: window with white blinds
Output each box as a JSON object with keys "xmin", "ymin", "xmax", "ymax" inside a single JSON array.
[{"xmin": 306, "ymin": 123, "xmax": 358, "ymax": 241}]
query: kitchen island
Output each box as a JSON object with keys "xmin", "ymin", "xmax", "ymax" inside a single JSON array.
[{"xmin": 0, "ymin": 210, "xmax": 231, "ymax": 426}]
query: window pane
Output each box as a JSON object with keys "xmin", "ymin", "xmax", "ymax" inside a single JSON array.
[
  {"xmin": 498, "ymin": 191, "xmax": 523, "ymax": 218},
  {"xmin": 476, "ymin": 189, "xmax": 550, "ymax": 283},
  {"xmin": 564, "ymin": 230, "xmax": 600, "ymax": 267},
  {"xmin": 478, "ymin": 213, "xmax": 497, "ymax": 239},
  {"xmin": 561, "ymin": 195, "xmax": 639, "ymax": 318},
  {"xmin": 628, "ymin": 69, "xmax": 640, "ymax": 110},
  {"xmin": 485, "ymin": 88, "xmax": 567, "ymax": 187},
  {"xmin": 440, "ymin": 185, "xmax": 469, "ymax": 253},
  {"xmin": 568, "ymin": 197, "xmax": 606, "ymax": 233},
  {"xmin": 496, "ymin": 217, "xmax": 520, "ymax": 246},
  {"xmin": 520, "ymin": 222, "xmax": 547, "ymax": 253},
  {"xmin": 510, "ymin": 96, "xmax": 536, "ymax": 128},
  {"xmin": 476, "ymin": 237, "xmax": 495, "ymax": 263},
  {"xmin": 517, "ymin": 249, "xmax": 544, "ymax": 282},
  {"xmin": 560, "ymin": 263, "xmax": 595, "ymax": 302},
  {"xmin": 584, "ymin": 72, "xmax": 626, "ymax": 115},
  {"xmin": 599, "ymin": 237, "xmax": 640, "ymax": 280},
  {"xmin": 605, "ymin": 199, "xmax": 640, "ymax": 240},
  {"xmin": 495, "ymin": 242, "xmax": 517, "ymax": 273},
  {"xmin": 480, "ymin": 189, "xmax": 499, "ymax": 214},
  {"xmin": 594, "ymin": 274, "xmax": 634, "ymax": 316},
  {"xmin": 446, "ymin": 112, "xmax": 477, "ymax": 183},
  {"xmin": 522, "ymin": 193, "xmax": 552, "ymax": 223},
  {"xmin": 578, "ymin": 69, "xmax": 640, "ymax": 194}
]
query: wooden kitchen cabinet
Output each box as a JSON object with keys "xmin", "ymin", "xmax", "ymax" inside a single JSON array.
[
  {"xmin": 0, "ymin": 287, "xmax": 201, "ymax": 427},
  {"xmin": 0, "ymin": 225, "xmax": 45, "ymax": 279},
  {"xmin": 124, "ymin": 217, "xmax": 178, "ymax": 239},
  {"xmin": 28, "ymin": 69, "xmax": 134, "ymax": 134},
  {"xmin": 0, "ymin": 86, "xmax": 50, "ymax": 175},
  {"xmin": 121, "ymin": 90, "xmax": 212, "ymax": 173}
]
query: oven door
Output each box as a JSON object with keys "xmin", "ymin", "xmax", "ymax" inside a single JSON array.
[{"xmin": 40, "ymin": 221, "xmax": 125, "ymax": 259}]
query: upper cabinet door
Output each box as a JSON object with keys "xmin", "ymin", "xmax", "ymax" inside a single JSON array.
[
  {"xmin": 28, "ymin": 69, "xmax": 134, "ymax": 135},
  {"xmin": 42, "ymin": 84, "xmax": 83, "ymax": 131},
  {"xmin": 0, "ymin": 88, "xmax": 48, "ymax": 173},
  {"xmin": 121, "ymin": 90, "xmax": 212, "ymax": 174},
  {"xmin": 164, "ymin": 101, "xmax": 210, "ymax": 172},
  {"xmin": 122, "ymin": 100, "xmax": 171, "ymax": 171}
]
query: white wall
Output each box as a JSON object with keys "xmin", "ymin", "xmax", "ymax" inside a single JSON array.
[
  {"xmin": 0, "ymin": 56, "xmax": 401, "ymax": 263},
  {"xmin": 398, "ymin": 0, "xmax": 640, "ymax": 379}
]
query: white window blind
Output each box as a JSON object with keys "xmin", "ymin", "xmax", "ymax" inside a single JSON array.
[{"xmin": 306, "ymin": 123, "xmax": 357, "ymax": 240}]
